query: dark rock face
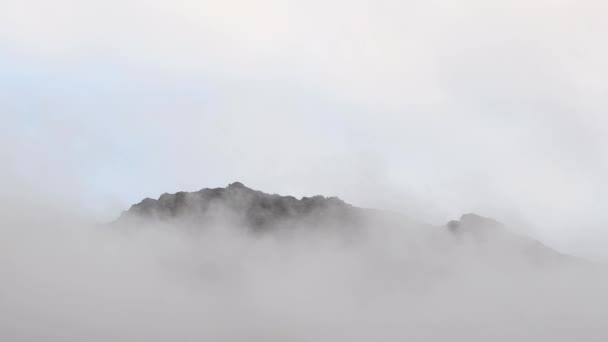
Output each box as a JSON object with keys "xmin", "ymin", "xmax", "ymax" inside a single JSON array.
[{"xmin": 119, "ymin": 182, "xmax": 368, "ymax": 231}]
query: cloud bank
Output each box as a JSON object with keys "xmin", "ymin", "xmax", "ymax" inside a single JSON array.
[{"xmin": 1, "ymin": 189, "xmax": 607, "ymax": 341}]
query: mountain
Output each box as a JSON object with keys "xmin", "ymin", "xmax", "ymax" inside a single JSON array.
[{"xmin": 117, "ymin": 182, "xmax": 578, "ymax": 266}]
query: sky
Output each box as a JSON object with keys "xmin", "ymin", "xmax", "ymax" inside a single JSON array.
[{"xmin": 1, "ymin": 0, "xmax": 608, "ymax": 260}]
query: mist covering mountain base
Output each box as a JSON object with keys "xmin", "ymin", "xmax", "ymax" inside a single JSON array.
[
  {"xmin": 2, "ymin": 182, "xmax": 605, "ymax": 342},
  {"xmin": 118, "ymin": 182, "xmax": 574, "ymax": 268}
]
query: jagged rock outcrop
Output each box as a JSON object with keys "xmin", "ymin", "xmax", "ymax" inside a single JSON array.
[{"xmin": 119, "ymin": 182, "xmax": 368, "ymax": 231}]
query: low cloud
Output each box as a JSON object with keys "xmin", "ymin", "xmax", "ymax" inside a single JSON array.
[{"xmin": 1, "ymin": 192, "xmax": 606, "ymax": 341}]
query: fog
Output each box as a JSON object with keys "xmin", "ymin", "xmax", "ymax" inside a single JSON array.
[
  {"xmin": 2, "ymin": 0, "xmax": 608, "ymax": 340},
  {"xmin": 2, "ymin": 188, "xmax": 608, "ymax": 341}
]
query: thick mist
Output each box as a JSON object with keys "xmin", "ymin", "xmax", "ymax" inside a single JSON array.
[
  {"xmin": 2, "ymin": 192, "xmax": 607, "ymax": 342},
  {"xmin": 2, "ymin": 0, "xmax": 608, "ymax": 340}
]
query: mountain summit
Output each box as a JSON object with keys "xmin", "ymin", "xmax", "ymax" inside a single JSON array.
[{"xmin": 119, "ymin": 182, "xmax": 367, "ymax": 231}]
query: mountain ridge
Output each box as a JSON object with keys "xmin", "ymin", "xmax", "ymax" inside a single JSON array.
[
  {"xmin": 117, "ymin": 182, "xmax": 579, "ymax": 266},
  {"xmin": 118, "ymin": 182, "xmax": 368, "ymax": 231}
]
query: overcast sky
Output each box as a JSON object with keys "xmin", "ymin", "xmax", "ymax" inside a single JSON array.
[{"xmin": 1, "ymin": 0, "xmax": 607, "ymax": 260}]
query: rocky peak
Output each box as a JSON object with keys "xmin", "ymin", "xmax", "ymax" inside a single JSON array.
[{"xmin": 119, "ymin": 182, "xmax": 362, "ymax": 230}]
